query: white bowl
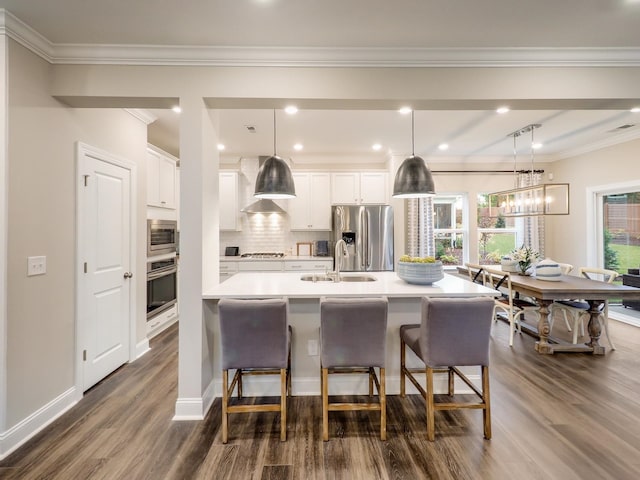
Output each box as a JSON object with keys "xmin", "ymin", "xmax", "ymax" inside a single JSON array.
[{"xmin": 397, "ymin": 261, "xmax": 444, "ymax": 285}]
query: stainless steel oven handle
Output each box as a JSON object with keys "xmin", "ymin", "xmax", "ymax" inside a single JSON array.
[{"xmin": 147, "ymin": 267, "xmax": 177, "ymax": 281}]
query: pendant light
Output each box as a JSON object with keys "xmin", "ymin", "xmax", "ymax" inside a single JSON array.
[
  {"xmin": 393, "ymin": 110, "xmax": 436, "ymax": 198},
  {"xmin": 254, "ymin": 110, "xmax": 296, "ymax": 199},
  {"xmin": 488, "ymin": 123, "xmax": 570, "ymax": 217}
]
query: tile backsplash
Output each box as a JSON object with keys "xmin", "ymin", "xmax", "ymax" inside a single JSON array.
[
  {"xmin": 221, "ymin": 214, "xmax": 329, "ymax": 256},
  {"xmin": 220, "ymin": 158, "xmax": 331, "ymax": 256}
]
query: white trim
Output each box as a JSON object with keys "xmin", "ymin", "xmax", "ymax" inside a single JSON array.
[
  {"xmin": 136, "ymin": 338, "xmax": 150, "ymax": 360},
  {"xmin": 586, "ymin": 180, "xmax": 640, "ymax": 268},
  {"xmin": 0, "ymin": 387, "xmax": 77, "ymax": 460},
  {"xmin": 75, "ymin": 142, "xmax": 138, "ymax": 396},
  {"xmin": 173, "ymin": 378, "xmax": 216, "ymax": 421},
  {"xmin": 0, "ymin": 32, "xmax": 8, "ymax": 435},
  {"xmin": 609, "ymin": 310, "xmax": 640, "ymax": 328},
  {"xmin": 551, "ymin": 129, "xmax": 640, "ymax": 162},
  {"xmin": 124, "ymin": 109, "xmax": 157, "ymax": 125},
  {"xmin": 1, "ymin": 11, "xmax": 640, "ymax": 68}
]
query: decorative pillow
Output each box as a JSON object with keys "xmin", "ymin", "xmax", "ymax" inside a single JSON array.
[{"xmin": 535, "ymin": 258, "xmax": 563, "ymax": 281}]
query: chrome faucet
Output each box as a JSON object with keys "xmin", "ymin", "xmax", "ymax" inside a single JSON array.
[{"xmin": 332, "ymin": 239, "xmax": 348, "ymax": 282}]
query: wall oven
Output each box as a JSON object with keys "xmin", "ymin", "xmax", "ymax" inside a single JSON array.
[
  {"xmin": 147, "ymin": 219, "xmax": 177, "ymax": 257},
  {"xmin": 147, "ymin": 256, "xmax": 177, "ymax": 319}
]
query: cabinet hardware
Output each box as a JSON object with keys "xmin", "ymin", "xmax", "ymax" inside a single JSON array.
[
  {"xmin": 83, "ymin": 350, "xmax": 87, "ymax": 361},
  {"xmin": 123, "ymin": 271, "xmax": 133, "ymax": 279},
  {"xmin": 84, "ymin": 262, "xmax": 87, "ymax": 273},
  {"xmin": 83, "ymin": 175, "xmax": 89, "ymax": 186}
]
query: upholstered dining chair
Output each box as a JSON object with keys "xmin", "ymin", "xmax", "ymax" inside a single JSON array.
[
  {"xmin": 320, "ymin": 296, "xmax": 388, "ymax": 441},
  {"xmin": 218, "ymin": 297, "xmax": 292, "ymax": 443},
  {"xmin": 550, "ymin": 267, "xmax": 618, "ymax": 349},
  {"xmin": 400, "ymin": 297, "xmax": 495, "ymax": 441}
]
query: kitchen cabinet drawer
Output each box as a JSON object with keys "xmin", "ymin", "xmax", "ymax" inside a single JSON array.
[
  {"xmin": 284, "ymin": 260, "xmax": 333, "ymax": 271},
  {"xmin": 220, "ymin": 262, "xmax": 239, "ymax": 273},
  {"xmin": 238, "ymin": 261, "xmax": 284, "ymax": 271}
]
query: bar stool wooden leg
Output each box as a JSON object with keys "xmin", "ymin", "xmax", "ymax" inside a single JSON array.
[
  {"xmin": 280, "ymin": 368, "xmax": 287, "ymax": 441},
  {"xmin": 426, "ymin": 367, "xmax": 435, "ymax": 442},
  {"xmin": 380, "ymin": 367, "xmax": 386, "ymax": 441},
  {"xmin": 448, "ymin": 367, "xmax": 455, "ymax": 396},
  {"xmin": 400, "ymin": 338, "xmax": 406, "ymax": 398},
  {"xmin": 368, "ymin": 367, "xmax": 374, "ymax": 397},
  {"xmin": 222, "ymin": 370, "xmax": 229, "ymax": 444},
  {"xmin": 237, "ymin": 369, "xmax": 243, "ymax": 399},
  {"xmin": 322, "ymin": 367, "xmax": 329, "ymax": 441},
  {"xmin": 482, "ymin": 366, "xmax": 492, "ymax": 440}
]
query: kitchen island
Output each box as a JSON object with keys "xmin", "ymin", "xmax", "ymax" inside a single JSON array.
[{"xmin": 203, "ymin": 271, "xmax": 498, "ymax": 397}]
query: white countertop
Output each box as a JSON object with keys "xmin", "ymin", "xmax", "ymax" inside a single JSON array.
[
  {"xmin": 203, "ymin": 271, "xmax": 498, "ymax": 299},
  {"xmin": 221, "ymin": 256, "xmax": 332, "ymax": 262}
]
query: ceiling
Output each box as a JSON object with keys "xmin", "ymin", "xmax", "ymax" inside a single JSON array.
[{"xmin": 3, "ymin": 0, "xmax": 640, "ymax": 162}]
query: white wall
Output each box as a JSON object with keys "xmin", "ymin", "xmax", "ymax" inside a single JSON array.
[
  {"xmin": 546, "ymin": 139, "xmax": 640, "ymax": 269},
  {"xmin": 4, "ymin": 40, "xmax": 148, "ymax": 434}
]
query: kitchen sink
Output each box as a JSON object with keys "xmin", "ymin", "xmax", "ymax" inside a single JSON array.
[{"xmin": 300, "ymin": 273, "xmax": 377, "ymax": 282}]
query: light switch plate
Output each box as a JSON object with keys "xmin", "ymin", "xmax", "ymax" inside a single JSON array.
[
  {"xmin": 307, "ymin": 339, "xmax": 318, "ymax": 356},
  {"xmin": 27, "ymin": 256, "xmax": 46, "ymax": 276}
]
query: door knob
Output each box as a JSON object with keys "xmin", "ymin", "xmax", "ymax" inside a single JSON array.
[{"xmin": 124, "ymin": 272, "xmax": 133, "ymax": 279}]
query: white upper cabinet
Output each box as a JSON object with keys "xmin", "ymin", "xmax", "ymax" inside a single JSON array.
[
  {"xmin": 219, "ymin": 171, "xmax": 241, "ymax": 231},
  {"xmin": 289, "ymin": 172, "xmax": 332, "ymax": 230},
  {"xmin": 147, "ymin": 145, "xmax": 177, "ymax": 209},
  {"xmin": 330, "ymin": 172, "xmax": 389, "ymax": 205}
]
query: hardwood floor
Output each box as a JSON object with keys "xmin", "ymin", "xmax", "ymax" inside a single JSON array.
[{"xmin": 1, "ymin": 318, "xmax": 640, "ymax": 479}]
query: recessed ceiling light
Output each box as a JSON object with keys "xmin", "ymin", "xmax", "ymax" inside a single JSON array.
[
  {"xmin": 372, "ymin": 143, "xmax": 382, "ymax": 151},
  {"xmin": 496, "ymin": 106, "xmax": 510, "ymax": 114},
  {"xmin": 293, "ymin": 143, "xmax": 303, "ymax": 151},
  {"xmin": 532, "ymin": 142, "xmax": 543, "ymax": 150},
  {"xmin": 285, "ymin": 105, "xmax": 298, "ymax": 115},
  {"xmin": 172, "ymin": 106, "xmax": 181, "ymax": 113},
  {"xmin": 631, "ymin": 107, "xmax": 640, "ymax": 113},
  {"xmin": 217, "ymin": 143, "xmax": 225, "ymax": 151},
  {"xmin": 398, "ymin": 107, "xmax": 412, "ymax": 115},
  {"xmin": 438, "ymin": 143, "xmax": 449, "ymax": 151}
]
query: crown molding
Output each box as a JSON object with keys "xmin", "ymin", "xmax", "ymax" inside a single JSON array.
[
  {"xmin": 2, "ymin": 9, "xmax": 640, "ymax": 68},
  {"xmin": 549, "ymin": 127, "xmax": 640, "ymax": 161},
  {"xmin": 124, "ymin": 109, "xmax": 157, "ymax": 125}
]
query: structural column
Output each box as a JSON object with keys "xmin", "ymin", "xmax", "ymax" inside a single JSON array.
[{"xmin": 174, "ymin": 96, "xmax": 220, "ymax": 419}]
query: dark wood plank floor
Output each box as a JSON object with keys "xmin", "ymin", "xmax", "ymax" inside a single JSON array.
[{"xmin": 1, "ymin": 317, "xmax": 640, "ymax": 480}]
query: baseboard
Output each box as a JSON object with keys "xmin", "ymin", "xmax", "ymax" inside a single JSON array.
[
  {"xmin": 0, "ymin": 387, "xmax": 78, "ymax": 460},
  {"xmin": 173, "ymin": 378, "xmax": 216, "ymax": 421},
  {"xmin": 135, "ymin": 337, "xmax": 150, "ymax": 359}
]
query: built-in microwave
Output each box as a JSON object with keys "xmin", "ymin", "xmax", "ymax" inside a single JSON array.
[{"xmin": 147, "ymin": 219, "xmax": 177, "ymax": 257}]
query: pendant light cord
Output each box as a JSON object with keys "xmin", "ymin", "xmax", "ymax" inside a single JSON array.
[
  {"xmin": 530, "ymin": 126, "xmax": 535, "ymax": 186},
  {"xmin": 411, "ymin": 110, "xmax": 415, "ymax": 156},
  {"xmin": 273, "ymin": 109, "xmax": 277, "ymax": 156}
]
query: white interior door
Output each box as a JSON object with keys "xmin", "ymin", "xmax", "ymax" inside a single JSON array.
[{"xmin": 78, "ymin": 144, "xmax": 133, "ymax": 390}]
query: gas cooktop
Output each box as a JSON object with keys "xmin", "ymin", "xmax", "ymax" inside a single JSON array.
[{"xmin": 240, "ymin": 252, "xmax": 285, "ymax": 258}]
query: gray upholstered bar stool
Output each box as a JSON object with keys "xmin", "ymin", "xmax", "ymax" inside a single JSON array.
[
  {"xmin": 218, "ymin": 297, "xmax": 292, "ymax": 444},
  {"xmin": 400, "ymin": 297, "xmax": 494, "ymax": 441},
  {"xmin": 320, "ymin": 296, "xmax": 388, "ymax": 441}
]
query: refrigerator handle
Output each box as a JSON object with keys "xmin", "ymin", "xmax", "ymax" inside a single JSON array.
[{"xmin": 364, "ymin": 209, "xmax": 370, "ymax": 268}]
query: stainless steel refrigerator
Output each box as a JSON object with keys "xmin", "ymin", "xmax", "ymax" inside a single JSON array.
[{"xmin": 332, "ymin": 205, "xmax": 394, "ymax": 271}]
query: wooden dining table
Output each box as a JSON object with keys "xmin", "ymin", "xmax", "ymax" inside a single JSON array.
[{"xmin": 506, "ymin": 273, "xmax": 640, "ymax": 355}]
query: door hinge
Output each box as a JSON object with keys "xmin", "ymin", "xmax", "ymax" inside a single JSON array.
[
  {"xmin": 83, "ymin": 175, "xmax": 89, "ymax": 186},
  {"xmin": 84, "ymin": 262, "xmax": 88, "ymax": 273},
  {"xmin": 83, "ymin": 350, "xmax": 87, "ymax": 361}
]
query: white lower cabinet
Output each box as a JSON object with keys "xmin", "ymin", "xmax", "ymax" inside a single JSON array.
[
  {"xmin": 147, "ymin": 304, "xmax": 178, "ymax": 338},
  {"xmin": 284, "ymin": 260, "xmax": 333, "ymax": 271},
  {"xmin": 221, "ymin": 258, "xmax": 333, "ymax": 281}
]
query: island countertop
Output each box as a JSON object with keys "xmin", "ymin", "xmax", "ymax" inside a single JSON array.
[{"xmin": 203, "ymin": 271, "xmax": 498, "ymax": 299}]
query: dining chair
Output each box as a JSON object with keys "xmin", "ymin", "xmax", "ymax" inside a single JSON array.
[
  {"xmin": 320, "ymin": 296, "xmax": 388, "ymax": 441},
  {"xmin": 218, "ymin": 297, "xmax": 292, "ymax": 443},
  {"xmin": 400, "ymin": 297, "xmax": 495, "ymax": 441},
  {"xmin": 550, "ymin": 267, "xmax": 618, "ymax": 349},
  {"xmin": 480, "ymin": 265, "xmax": 540, "ymax": 347}
]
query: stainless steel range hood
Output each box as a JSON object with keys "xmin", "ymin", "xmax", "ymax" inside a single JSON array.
[{"xmin": 241, "ymin": 199, "xmax": 286, "ymax": 214}]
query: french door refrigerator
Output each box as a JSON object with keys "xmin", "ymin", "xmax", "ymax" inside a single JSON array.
[{"xmin": 332, "ymin": 205, "xmax": 394, "ymax": 271}]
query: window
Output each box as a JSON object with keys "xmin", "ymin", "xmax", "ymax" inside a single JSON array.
[
  {"xmin": 406, "ymin": 194, "xmax": 467, "ymax": 267},
  {"xmin": 602, "ymin": 191, "xmax": 640, "ymax": 276},
  {"xmin": 477, "ymin": 193, "xmax": 518, "ymax": 264}
]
